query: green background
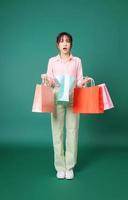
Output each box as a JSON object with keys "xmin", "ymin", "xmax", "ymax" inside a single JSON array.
[{"xmin": 0, "ymin": 0, "xmax": 128, "ymax": 200}]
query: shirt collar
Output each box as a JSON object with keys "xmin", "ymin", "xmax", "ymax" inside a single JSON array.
[{"xmin": 55, "ymin": 53, "xmax": 74, "ymax": 61}]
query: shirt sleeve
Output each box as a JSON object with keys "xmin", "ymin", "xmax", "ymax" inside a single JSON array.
[
  {"xmin": 76, "ymin": 58, "xmax": 83, "ymax": 87},
  {"xmin": 46, "ymin": 58, "xmax": 54, "ymax": 79}
]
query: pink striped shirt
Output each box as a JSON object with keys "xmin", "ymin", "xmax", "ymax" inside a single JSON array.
[{"xmin": 46, "ymin": 54, "xmax": 83, "ymax": 87}]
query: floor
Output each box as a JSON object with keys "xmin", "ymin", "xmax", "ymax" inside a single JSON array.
[{"xmin": 0, "ymin": 144, "xmax": 128, "ymax": 200}]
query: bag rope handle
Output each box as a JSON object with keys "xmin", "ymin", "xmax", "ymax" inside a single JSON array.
[{"xmin": 82, "ymin": 76, "xmax": 95, "ymax": 87}]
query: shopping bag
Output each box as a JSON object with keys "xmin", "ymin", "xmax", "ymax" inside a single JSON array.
[
  {"xmin": 32, "ymin": 84, "xmax": 42, "ymax": 112},
  {"xmin": 55, "ymin": 75, "xmax": 75, "ymax": 104},
  {"xmin": 73, "ymin": 79, "xmax": 104, "ymax": 114},
  {"xmin": 73, "ymin": 86, "xmax": 104, "ymax": 113},
  {"xmin": 32, "ymin": 84, "xmax": 55, "ymax": 113},
  {"xmin": 98, "ymin": 83, "xmax": 114, "ymax": 110}
]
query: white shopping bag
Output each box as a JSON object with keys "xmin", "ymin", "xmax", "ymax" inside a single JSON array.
[{"xmin": 55, "ymin": 75, "xmax": 75, "ymax": 103}]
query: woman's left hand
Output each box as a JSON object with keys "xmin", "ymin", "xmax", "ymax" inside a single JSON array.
[{"xmin": 81, "ymin": 76, "xmax": 92, "ymax": 86}]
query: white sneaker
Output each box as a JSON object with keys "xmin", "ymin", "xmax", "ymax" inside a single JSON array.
[
  {"xmin": 56, "ymin": 171, "xmax": 65, "ymax": 179},
  {"xmin": 65, "ymin": 169, "xmax": 74, "ymax": 179}
]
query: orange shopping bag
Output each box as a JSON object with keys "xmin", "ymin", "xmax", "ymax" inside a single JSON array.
[
  {"xmin": 32, "ymin": 84, "xmax": 55, "ymax": 113},
  {"xmin": 73, "ymin": 79, "xmax": 104, "ymax": 114}
]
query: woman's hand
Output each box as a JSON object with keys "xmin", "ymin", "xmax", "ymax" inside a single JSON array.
[
  {"xmin": 81, "ymin": 76, "xmax": 92, "ymax": 86},
  {"xmin": 41, "ymin": 74, "xmax": 55, "ymax": 87}
]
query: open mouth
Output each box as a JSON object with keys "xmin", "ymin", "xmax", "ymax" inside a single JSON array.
[{"xmin": 63, "ymin": 47, "xmax": 67, "ymax": 50}]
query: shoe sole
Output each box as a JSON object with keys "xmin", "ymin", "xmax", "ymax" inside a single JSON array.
[
  {"xmin": 57, "ymin": 177, "xmax": 65, "ymax": 179},
  {"xmin": 65, "ymin": 176, "xmax": 74, "ymax": 180}
]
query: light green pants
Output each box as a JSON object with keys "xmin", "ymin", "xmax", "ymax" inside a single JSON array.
[{"xmin": 51, "ymin": 103, "xmax": 80, "ymax": 171}]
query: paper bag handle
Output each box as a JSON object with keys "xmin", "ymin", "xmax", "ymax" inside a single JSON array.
[{"xmin": 82, "ymin": 77, "xmax": 95, "ymax": 87}]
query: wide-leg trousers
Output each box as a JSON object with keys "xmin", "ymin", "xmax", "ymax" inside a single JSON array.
[{"xmin": 51, "ymin": 103, "xmax": 80, "ymax": 171}]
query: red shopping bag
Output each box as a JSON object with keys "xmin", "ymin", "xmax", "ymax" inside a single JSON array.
[
  {"xmin": 32, "ymin": 84, "xmax": 55, "ymax": 113},
  {"xmin": 73, "ymin": 85, "xmax": 104, "ymax": 114}
]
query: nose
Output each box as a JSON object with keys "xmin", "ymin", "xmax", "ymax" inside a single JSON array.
[{"xmin": 63, "ymin": 41, "xmax": 67, "ymax": 46}]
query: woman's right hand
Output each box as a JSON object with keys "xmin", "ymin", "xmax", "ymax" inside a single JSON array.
[{"xmin": 41, "ymin": 74, "xmax": 55, "ymax": 87}]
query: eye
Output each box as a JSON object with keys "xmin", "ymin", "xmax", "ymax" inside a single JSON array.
[
  {"xmin": 59, "ymin": 37, "xmax": 64, "ymax": 42},
  {"xmin": 60, "ymin": 39, "xmax": 64, "ymax": 43}
]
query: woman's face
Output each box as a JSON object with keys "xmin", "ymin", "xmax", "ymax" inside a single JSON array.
[{"xmin": 57, "ymin": 35, "xmax": 71, "ymax": 54}]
